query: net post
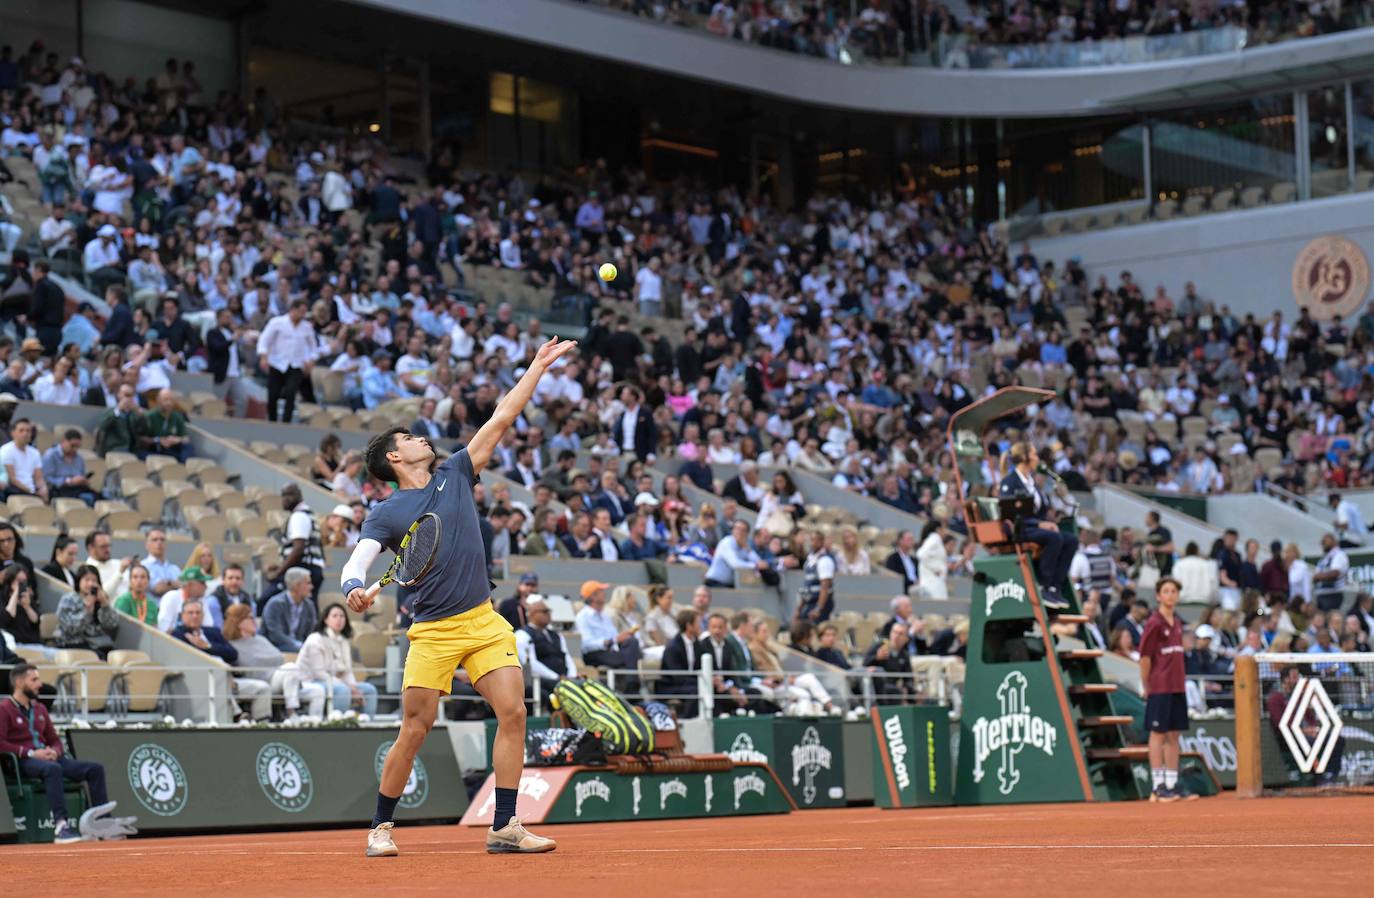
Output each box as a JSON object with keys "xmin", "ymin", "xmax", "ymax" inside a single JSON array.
[{"xmin": 1234, "ymin": 655, "xmax": 1261, "ymax": 799}]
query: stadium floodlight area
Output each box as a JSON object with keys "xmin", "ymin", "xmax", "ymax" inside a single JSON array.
[{"xmin": 1234, "ymin": 654, "xmax": 1374, "ymax": 797}]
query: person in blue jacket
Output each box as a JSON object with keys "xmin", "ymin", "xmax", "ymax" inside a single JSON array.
[{"xmin": 997, "ymin": 441, "xmax": 1077, "ymax": 610}]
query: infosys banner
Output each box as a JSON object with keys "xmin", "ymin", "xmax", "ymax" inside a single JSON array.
[
  {"xmin": 870, "ymin": 706, "xmax": 952, "ymax": 808},
  {"xmin": 68, "ymin": 727, "xmax": 465, "ymax": 832},
  {"xmin": 1182, "ymin": 715, "xmax": 1374, "ymax": 789}
]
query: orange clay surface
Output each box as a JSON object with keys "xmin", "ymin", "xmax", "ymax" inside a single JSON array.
[{"xmin": 8, "ymin": 793, "xmax": 1373, "ymax": 897}]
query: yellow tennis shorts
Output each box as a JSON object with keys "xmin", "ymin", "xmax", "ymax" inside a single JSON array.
[{"xmin": 403, "ymin": 601, "xmax": 520, "ymax": 694}]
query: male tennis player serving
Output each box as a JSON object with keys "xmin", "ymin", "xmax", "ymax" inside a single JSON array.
[{"xmin": 342, "ymin": 336, "xmax": 577, "ymax": 857}]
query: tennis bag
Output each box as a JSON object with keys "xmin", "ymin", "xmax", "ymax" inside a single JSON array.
[
  {"xmin": 551, "ymin": 678, "xmax": 655, "ymax": 755},
  {"xmin": 524, "ymin": 727, "xmax": 606, "ymax": 767}
]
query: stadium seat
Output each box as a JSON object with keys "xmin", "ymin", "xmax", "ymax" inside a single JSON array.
[
  {"xmin": 100, "ymin": 509, "xmax": 145, "ymax": 533},
  {"xmin": 1269, "ymin": 181, "xmax": 1296, "ymax": 203},
  {"xmin": 192, "ymin": 514, "xmax": 232, "ymax": 543},
  {"xmin": 1210, "ymin": 188, "xmax": 1235, "ymax": 211},
  {"xmin": 60, "ymin": 506, "xmax": 102, "ymax": 532}
]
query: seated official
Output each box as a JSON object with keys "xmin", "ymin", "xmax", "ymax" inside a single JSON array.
[
  {"xmin": 0, "ymin": 663, "xmax": 110, "ymax": 843},
  {"xmin": 997, "ymin": 441, "xmax": 1077, "ymax": 610}
]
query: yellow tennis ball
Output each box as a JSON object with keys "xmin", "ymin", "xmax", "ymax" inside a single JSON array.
[{"xmin": 598, "ymin": 262, "xmax": 618, "ymax": 282}]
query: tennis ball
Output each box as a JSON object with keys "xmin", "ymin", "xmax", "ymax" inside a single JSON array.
[{"xmin": 598, "ymin": 262, "xmax": 618, "ymax": 282}]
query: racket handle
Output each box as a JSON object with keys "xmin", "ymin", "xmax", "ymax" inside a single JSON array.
[{"xmin": 363, "ymin": 581, "xmax": 383, "ymax": 601}]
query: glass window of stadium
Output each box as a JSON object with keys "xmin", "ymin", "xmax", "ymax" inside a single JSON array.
[
  {"xmin": 1147, "ymin": 93, "xmax": 1295, "ymax": 206},
  {"xmin": 487, "ymin": 72, "xmax": 578, "ymax": 173},
  {"xmin": 997, "ymin": 117, "xmax": 1147, "ymax": 218},
  {"xmin": 1307, "ymin": 84, "xmax": 1353, "ymax": 199}
]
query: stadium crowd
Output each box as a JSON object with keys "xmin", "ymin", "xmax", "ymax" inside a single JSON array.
[
  {"xmin": 577, "ymin": 0, "xmax": 1367, "ymax": 65},
  {"xmin": 2, "ymin": 34, "xmax": 1373, "ymax": 722}
]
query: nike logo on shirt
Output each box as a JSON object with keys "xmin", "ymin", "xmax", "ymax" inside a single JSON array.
[{"xmin": 437, "ymin": 479, "xmax": 446, "ymax": 492}]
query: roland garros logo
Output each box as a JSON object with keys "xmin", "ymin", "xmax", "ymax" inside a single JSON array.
[
  {"xmin": 256, "ymin": 742, "xmax": 314, "ymax": 812},
  {"xmin": 127, "ymin": 743, "xmax": 188, "ymax": 816},
  {"xmin": 971, "ymin": 671, "xmax": 1058, "ymax": 794},
  {"xmin": 375, "ymin": 741, "xmax": 429, "ymax": 809},
  {"xmin": 1292, "ymin": 235, "xmax": 1371, "ymax": 320}
]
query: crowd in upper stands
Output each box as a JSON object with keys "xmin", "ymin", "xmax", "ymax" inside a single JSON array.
[
  {"xmin": 579, "ymin": 0, "xmax": 1366, "ymax": 65},
  {"xmin": 3, "ymin": 33, "xmax": 1374, "ymax": 716}
]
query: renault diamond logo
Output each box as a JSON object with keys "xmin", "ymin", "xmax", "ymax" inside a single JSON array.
[{"xmin": 1277, "ymin": 676, "xmax": 1344, "ymax": 774}]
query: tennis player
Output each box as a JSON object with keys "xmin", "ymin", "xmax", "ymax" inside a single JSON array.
[{"xmin": 342, "ymin": 337, "xmax": 577, "ymax": 857}]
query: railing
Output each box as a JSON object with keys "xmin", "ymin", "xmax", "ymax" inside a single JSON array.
[{"xmin": 934, "ymin": 25, "xmax": 1249, "ymax": 70}]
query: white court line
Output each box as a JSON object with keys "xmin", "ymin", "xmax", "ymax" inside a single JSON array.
[{"xmin": 16, "ymin": 842, "xmax": 1374, "ymax": 860}]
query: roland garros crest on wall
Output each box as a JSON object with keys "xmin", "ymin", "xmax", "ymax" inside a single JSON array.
[{"xmin": 1291, "ymin": 235, "xmax": 1371, "ymax": 320}]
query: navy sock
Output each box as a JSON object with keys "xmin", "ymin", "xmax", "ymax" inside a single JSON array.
[
  {"xmin": 373, "ymin": 792, "xmax": 400, "ymax": 828},
  {"xmin": 493, "ymin": 787, "xmax": 518, "ymax": 830}
]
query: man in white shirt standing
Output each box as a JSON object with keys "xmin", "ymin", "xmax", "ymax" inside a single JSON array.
[
  {"xmin": 257, "ymin": 298, "xmax": 316, "ymax": 422},
  {"xmin": 634, "ymin": 256, "xmax": 663, "ymax": 318},
  {"xmin": 1329, "ymin": 492, "xmax": 1369, "ymax": 549},
  {"xmin": 0, "ymin": 418, "xmax": 48, "ymax": 502}
]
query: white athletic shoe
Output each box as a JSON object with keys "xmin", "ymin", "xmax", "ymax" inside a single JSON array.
[
  {"xmin": 487, "ymin": 817, "xmax": 557, "ymax": 854},
  {"xmin": 366, "ymin": 822, "xmax": 399, "ymax": 857}
]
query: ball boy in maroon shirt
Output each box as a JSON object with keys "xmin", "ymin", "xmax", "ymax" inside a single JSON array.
[{"xmin": 1138, "ymin": 577, "xmax": 1199, "ymax": 802}]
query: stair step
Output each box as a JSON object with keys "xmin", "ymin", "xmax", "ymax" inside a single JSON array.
[
  {"xmin": 1068, "ymin": 683, "xmax": 1118, "ymax": 695},
  {"xmin": 1087, "ymin": 745, "xmax": 1149, "ymax": 761},
  {"xmin": 1058, "ymin": 649, "xmax": 1104, "ymax": 661},
  {"xmin": 1079, "ymin": 715, "xmax": 1134, "ymax": 727},
  {"xmin": 1054, "ymin": 614, "xmax": 1090, "ymax": 625}
]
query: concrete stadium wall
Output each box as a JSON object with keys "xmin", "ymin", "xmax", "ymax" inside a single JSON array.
[
  {"xmin": 350, "ymin": 0, "xmax": 1374, "ymax": 118},
  {"xmin": 1093, "ymin": 484, "xmax": 1222, "ymax": 550},
  {"xmin": 1205, "ymin": 493, "xmax": 1329, "ymax": 556},
  {"xmin": 1031, "ymin": 190, "xmax": 1374, "ymax": 321},
  {"xmin": 0, "ymin": 0, "xmax": 236, "ymax": 97}
]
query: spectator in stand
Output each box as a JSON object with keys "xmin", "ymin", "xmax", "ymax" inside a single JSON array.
[
  {"xmin": 1, "ymin": 417, "xmax": 47, "ymax": 502},
  {"xmin": 0, "ymin": 663, "xmax": 109, "ymax": 843},
  {"xmin": 813, "ymin": 623, "xmax": 852, "ymax": 669},
  {"xmin": 705, "ymin": 520, "xmax": 772, "ymax": 588},
  {"xmin": 31, "ymin": 354, "xmax": 78, "ymax": 405},
  {"xmin": 298, "ymin": 602, "xmax": 378, "ymax": 716},
  {"xmin": 1172, "ymin": 542, "xmax": 1218, "ymax": 605},
  {"xmin": 332, "ymin": 450, "xmax": 366, "ymax": 502},
  {"xmin": 157, "ymin": 566, "xmax": 215, "ymax": 632},
  {"xmin": 261, "ymin": 567, "xmax": 319, "ymax": 652},
  {"xmin": 41, "ymin": 535, "xmax": 79, "ymax": 589},
  {"xmin": 915, "ymin": 520, "xmax": 952, "ymax": 599},
  {"xmin": 641, "ymin": 585, "xmax": 679, "ymax": 649},
  {"xmin": 1283, "ymin": 543, "xmax": 1313, "ymax": 607},
  {"xmin": 1313, "ymin": 532, "xmax": 1350, "ymax": 613},
  {"xmin": 211, "ymin": 562, "xmax": 255, "ymax": 613},
  {"xmin": 1329, "ymin": 492, "xmax": 1369, "ymax": 548},
  {"xmin": 84, "ymin": 531, "xmax": 132, "ymax": 599},
  {"xmin": 41, "ymin": 427, "xmax": 97, "ymax": 506},
  {"xmin": 620, "ymin": 510, "xmax": 668, "ymax": 561},
  {"xmin": 658, "ymin": 609, "xmax": 703, "ymax": 716},
  {"xmin": 258, "ymin": 298, "xmax": 316, "ymax": 423},
  {"xmin": 831, "ymin": 526, "xmax": 871, "ymax": 576},
  {"xmin": 139, "ymin": 529, "xmax": 181, "ymax": 596},
  {"xmin": 1212, "ymin": 529, "xmax": 1243, "ymax": 612},
  {"xmin": 514, "ymin": 596, "xmax": 577, "ymax": 708},
  {"xmin": 0, "ymin": 522, "xmax": 34, "ymax": 581},
  {"xmin": 575, "ymin": 580, "xmax": 641, "ymax": 691},
  {"xmin": 884, "ymin": 530, "xmax": 918, "ymax": 593},
  {"xmin": 112, "ymin": 563, "xmax": 156, "ymax": 626},
  {"xmin": 140, "ymin": 388, "xmax": 191, "ymax": 463},
  {"xmin": 223, "ymin": 603, "xmax": 323, "ymax": 718},
  {"xmin": 863, "ymin": 621, "xmax": 915, "ymax": 703},
  {"xmin": 497, "ymin": 572, "xmax": 540, "ymax": 631},
  {"xmin": 95, "ymin": 384, "xmax": 143, "ymax": 456},
  {"xmin": 53, "ymin": 564, "xmax": 119, "ymax": 657},
  {"xmin": 172, "ymin": 597, "xmax": 271, "ymax": 721},
  {"xmin": 311, "ymin": 434, "xmax": 343, "ymax": 487},
  {"xmin": 0, "ymin": 565, "xmax": 46, "ymax": 656},
  {"xmin": 82, "ymin": 223, "xmax": 124, "ymax": 293}
]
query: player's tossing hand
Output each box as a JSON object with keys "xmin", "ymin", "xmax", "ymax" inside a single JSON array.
[
  {"xmin": 532, "ymin": 336, "xmax": 578, "ymax": 370},
  {"xmin": 347, "ymin": 587, "xmax": 373, "ymax": 614}
]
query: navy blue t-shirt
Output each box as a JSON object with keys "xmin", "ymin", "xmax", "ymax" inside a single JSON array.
[{"xmin": 361, "ymin": 448, "xmax": 491, "ymax": 623}]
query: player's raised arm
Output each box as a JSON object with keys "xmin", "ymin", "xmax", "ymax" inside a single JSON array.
[
  {"xmin": 342, "ymin": 538, "xmax": 383, "ymax": 613},
  {"xmin": 466, "ymin": 337, "xmax": 577, "ymax": 474}
]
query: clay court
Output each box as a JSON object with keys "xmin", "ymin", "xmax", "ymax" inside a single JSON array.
[{"xmin": 13, "ymin": 794, "xmax": 1372, "ymax": 897}]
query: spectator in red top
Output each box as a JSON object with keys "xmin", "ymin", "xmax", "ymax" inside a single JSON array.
[
  {"xmin": 1138, "ymin": 576, "xmax": 1199, "ymax": 803},
  {"xmin": 0, "ymin": 663, "xmax": 109, "ymax": 842}
]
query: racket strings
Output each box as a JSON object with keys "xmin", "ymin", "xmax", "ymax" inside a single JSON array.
[{"xmin": 399, "ymin": 515, "xmax": 440, "ymax": 582}]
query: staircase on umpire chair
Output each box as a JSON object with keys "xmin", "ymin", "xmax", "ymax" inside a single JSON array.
[{"xmin": 946, "ymin": 387, "xmax": 1150, "ymax": 804}]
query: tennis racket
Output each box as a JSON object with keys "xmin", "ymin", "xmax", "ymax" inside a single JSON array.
[{"xmin": 365, "ymin": 512, "xmax": 442, "ymax": 600}]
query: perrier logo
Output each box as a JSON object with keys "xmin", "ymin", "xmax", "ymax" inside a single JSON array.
[{"xmin": 971, "ymin": 671, "xmax": 1058, "ymax": 794}]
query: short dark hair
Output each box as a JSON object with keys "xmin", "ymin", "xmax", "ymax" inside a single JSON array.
[
  {"xmin": 1156, "ymin": 576, "xmax": 1182, "ymax": 594},
  {"xmin": 365, "ymin": 427, "xmax": 408, "ymax": 482},
  {"xmin": 224, "ymin": 563, "xmax": 244, "ymax": 575},
  {"xmin": 675, "ymin": 609, "xmax": 699, "ymax": 631},
  {"xmin": 10, "ymin": 662, "xmax": 36, "ymax": 683},
  {"xmin": 85, "ymin": 530, "xmax": 109, "ymax": 549},
  {"xmin": 63, "ymin": 428, "xmax": 82, "ymax": 442}
]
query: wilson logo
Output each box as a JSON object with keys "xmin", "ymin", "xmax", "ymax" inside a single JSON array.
[{"xmin": 884, "ymin": 714, "xmax": 911, "ymax": 792}]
